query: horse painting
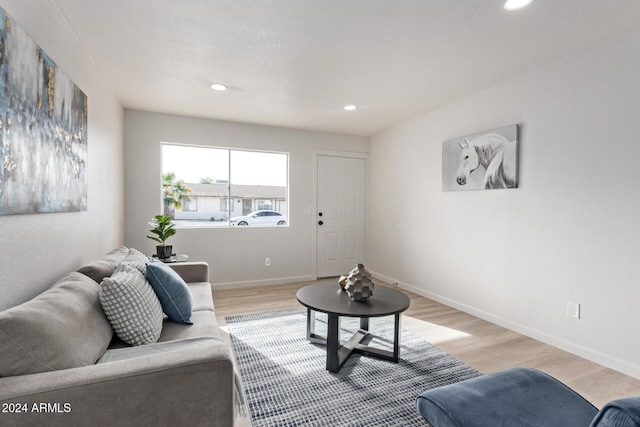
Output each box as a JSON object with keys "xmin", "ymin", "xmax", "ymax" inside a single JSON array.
[{"xmin": 455, "ymin": 132, "xmax": 517, "ymax": 189}]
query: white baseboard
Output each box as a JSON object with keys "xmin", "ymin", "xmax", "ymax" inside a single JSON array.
[
  {"xmin": 371, "ymin": 270, "xmax": 640, "ymax": 380},
  {"xmin": 212, "ymin": 275, "xmax": 315, "ymax": 290}
]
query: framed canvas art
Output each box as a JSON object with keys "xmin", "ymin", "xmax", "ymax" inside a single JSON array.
[
  {"xmin": 442, "ymin": 124, "xmax": 518, "ymax": 191},
  {"xmin": 0, "ymin": 6, "xmax": 88, "ymax": 215}
]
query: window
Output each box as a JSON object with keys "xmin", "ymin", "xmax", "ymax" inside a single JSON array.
[
  {"xmin": 255, "ymin": 199, "xmax": 273, "ymax": 210},
  {"xmin": 161, "ymin": 143, "xmax": 288, "ymax": 227},
  {"xmin": 182, "ymin": 198, "xmax": 198, "ymax": 212},
  {"xmin": 220, "ymin": 197, "xmax": 234, "ymax": 213}
]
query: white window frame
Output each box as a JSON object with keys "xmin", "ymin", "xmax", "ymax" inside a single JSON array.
[{"xmin": 161, "ymin": 142, "xmax": 289, "ymax": 228}]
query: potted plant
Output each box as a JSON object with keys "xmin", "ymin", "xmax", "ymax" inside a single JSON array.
[{"xmin": 147, "ymin": 215, "xmax": 176, "ymax": 260}]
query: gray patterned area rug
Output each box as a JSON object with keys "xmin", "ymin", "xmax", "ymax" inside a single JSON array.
[{"xmin": 226, "ymin": 308, "xmax": 480, "ymax": 427}]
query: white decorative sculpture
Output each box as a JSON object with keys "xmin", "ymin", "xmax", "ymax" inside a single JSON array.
[{"xmin": 341, "ymin": 263, "xmax": 374, "ymax": 302}]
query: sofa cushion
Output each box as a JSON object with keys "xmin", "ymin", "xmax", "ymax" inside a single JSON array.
[
  {"xmin": 100, "ymin": 263, "xmax": 163, "ymax": 346},
  {"xmin": 188, "ymin": 282, "xmax": 215, "ymax": 312},
  {"xmin": 121, "ymin": 247, "xmax": 150, "ymax": 275},
  {"xmin": 77, "ymin": 246, "xmax": 129, "ymax": 283},
  {"xmin": 146, "ymin": 260, "xmax": 193, "ymax": 324},
  {"xmin": 97, "ymin": 337, "xmax": 223, "ymax": 364},
  {"xmin": 159, "ymin": 310, "xmax": 221, "ymax": 342},
  {"xmin": 0, "ymin": 272, "xmax": 113, "ymax": 376}
]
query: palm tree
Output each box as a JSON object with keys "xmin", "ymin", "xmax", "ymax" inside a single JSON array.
[{"xmin": 163, "ymin": 172, "xmax": 191, "ymax": 218}]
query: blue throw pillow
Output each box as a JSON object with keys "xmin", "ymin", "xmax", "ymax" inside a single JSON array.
[{"xmin": 145, "ymin": 261, "xmax": 193, "ymax": 324}]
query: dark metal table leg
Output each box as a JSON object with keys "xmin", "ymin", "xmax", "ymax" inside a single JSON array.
[
  {"xmin": 393, "ymin": 313, "xmax": 401, "ymax": 361},
  {"xmin": 326, "ymin": 313, "xmax": 340, "ymax": 372},
  {"xmin": 306, "ymin": 307, "xmax": 315, "ymax": 340},
  {"xmin": 360, "ymin": 317, "xmax": 369, "ymax": 331}
]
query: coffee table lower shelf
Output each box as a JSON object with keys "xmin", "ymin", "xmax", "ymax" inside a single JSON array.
[{"xmin": 305, "ymin": 308, "xmax": 402, "ymax": 373}]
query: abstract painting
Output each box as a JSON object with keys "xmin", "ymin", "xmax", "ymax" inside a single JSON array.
[
  {"xmin": 442, "ymin": 124, "xmax": 518, "ymax": 191},
  {"xmin": 0, "ymin": 6, "xmax": 87, "ymax": 215}
]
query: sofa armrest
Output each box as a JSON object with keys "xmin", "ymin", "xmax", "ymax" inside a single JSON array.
[
  {"xmin": 167, "ymin": 261, "xmax": 209, "ymax": 283},
  {"xmin": 0, "ymin": 339, "xmax": 234, "ymax": 427}
]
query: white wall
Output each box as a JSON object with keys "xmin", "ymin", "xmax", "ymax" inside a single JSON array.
[
  {"xmin": 124, "ymin": 110, "xmax": 367, "ymax": 287},
  {"xmin": 367, "ymin": 29, "xmax": 640, "ymax": 378},
  {"xmin": 0, "ymin": 1, "xmax": 124, "ymax": 310}
]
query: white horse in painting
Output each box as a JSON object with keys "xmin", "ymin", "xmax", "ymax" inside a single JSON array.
[{"xmin": 456, "ymin": 133, "xmax": 517, "ymax": 189}]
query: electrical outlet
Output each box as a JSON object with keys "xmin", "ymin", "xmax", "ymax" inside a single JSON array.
[
  {"xmin": 265, "ymin": 258, "xmax": 271, "ymax": 267},
  {"xmin": 566, "ymin": 301, "xmax": 580, "ymax": 319}
]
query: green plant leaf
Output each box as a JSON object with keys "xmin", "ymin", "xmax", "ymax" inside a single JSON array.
[{"xmin": 146, "ymin": 214, "xmax": 177, "ymax": 244}]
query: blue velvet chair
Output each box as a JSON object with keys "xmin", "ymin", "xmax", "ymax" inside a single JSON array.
[{"xmin": 416, "ymin": 367, "xmax": 640, "ymax": 427}]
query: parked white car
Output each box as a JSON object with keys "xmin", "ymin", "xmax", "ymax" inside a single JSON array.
[{"xmin": 230, "ymin": 210, "xmax": 287, "ymax": 226}]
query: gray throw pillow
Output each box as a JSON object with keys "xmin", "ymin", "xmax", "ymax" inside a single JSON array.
[
  {"xmin": 77, "ymin": 246, "xmax": 129, "ymax": 283},
  {"xmin": 100, "ymin": 263, "xmax": 163, "ymax": 346},
  {"xmin": 0, "ymin": 272, "xmax": 113, "ymax": 377}
]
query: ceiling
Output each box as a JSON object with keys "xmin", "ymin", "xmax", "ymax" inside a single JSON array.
[{"xmin": 51, "ymin": 0, "xmax": 640, "ymax": 137}]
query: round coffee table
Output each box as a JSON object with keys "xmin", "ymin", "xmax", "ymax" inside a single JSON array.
[{"xmin": 296, "ymin": 281, "xmax": 410, "ymax": 373}]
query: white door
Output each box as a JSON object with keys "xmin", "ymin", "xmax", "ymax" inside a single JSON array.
[{"xmin": 316, "ymin": 155, "xmax": 366, "ymax": 278}]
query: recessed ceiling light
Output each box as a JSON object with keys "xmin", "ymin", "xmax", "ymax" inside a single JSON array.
[
  {"xmin": 344, "ymin": 105, "xmax": 357, "ymax": 111},
  {"xmin": 504, "ymin": 0, "xmax": 534, "ymax": 11},
  {"xmin": 209, "ymin": 83, "xmax": 227, "ymax": 91}
]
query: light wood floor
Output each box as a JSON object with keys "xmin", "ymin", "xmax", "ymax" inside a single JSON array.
[{"xmin": 214, "ymin": 280, "xmax": 640, "ymax": 415}]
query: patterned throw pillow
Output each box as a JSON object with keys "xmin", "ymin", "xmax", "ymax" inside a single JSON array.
[
  {"xmin": 100, "ymin": 264, "xmax": 163, "ymax": 346},
  {"xmin": 120, "ymin": 247, "xmax": 150, "ymax": 275}
]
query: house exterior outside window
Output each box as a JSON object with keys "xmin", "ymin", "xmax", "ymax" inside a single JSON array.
[{"xmin": 172, "ymin": 183, "xmax": 286, "ymax": 222}]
